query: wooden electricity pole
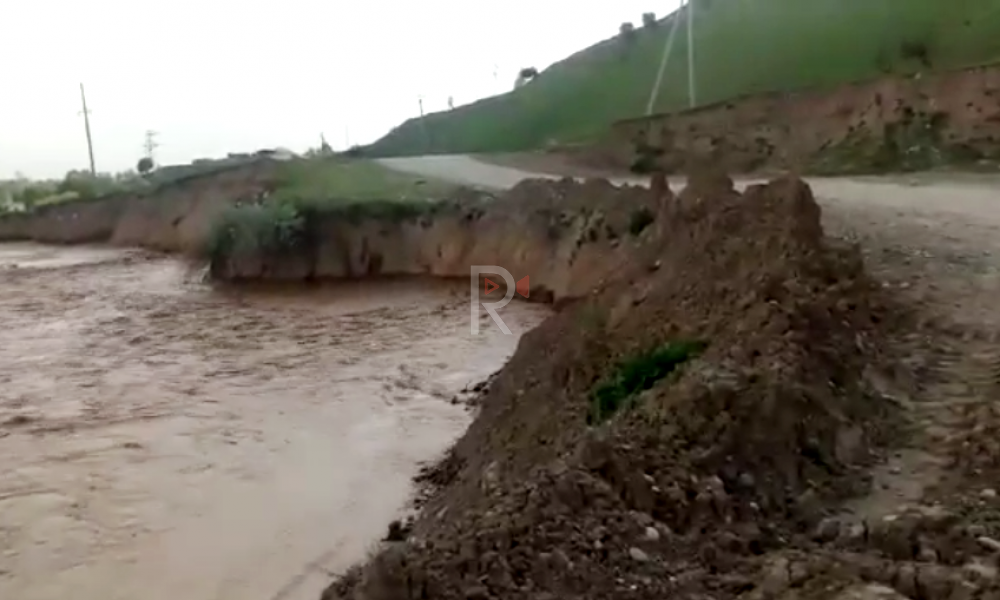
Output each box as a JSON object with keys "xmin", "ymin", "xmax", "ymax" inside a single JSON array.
[
  {"xmin": 79, "ymin": 83, "xmax": 96, "ymax": 175},
  {"xmin": 418, "ymin": 96, "xmax": 430, "ymax": 152}
]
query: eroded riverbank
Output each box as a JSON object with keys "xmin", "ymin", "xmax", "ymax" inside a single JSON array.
[{"xmin": 0, "ymin": 244, "xmax": 548, "ymax": 600}]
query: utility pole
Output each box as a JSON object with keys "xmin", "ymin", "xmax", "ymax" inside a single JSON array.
[
  {"xmin": 78, "ymin": 83, "xmax": 96, "ymax": 175},
  {"xmin": 143, "ymin": 130, "xmax": 159, "ymax": 163},
  {"xmin": 645, "ymin": 3, "xmax": 684, "ymax": 115},
  {"xmin": 418, "ymin": 96, "xmax": 430, "ymax": 152},
  {"xmin": 686, "ymin": 0, "xmax": 697, "ymax": 108}
]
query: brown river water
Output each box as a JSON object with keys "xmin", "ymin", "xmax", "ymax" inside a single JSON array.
[{"xmin": 0, "ymin": 243, "xmax": 549, "ymax": 600}]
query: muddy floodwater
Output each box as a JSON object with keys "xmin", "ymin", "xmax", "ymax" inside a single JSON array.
[{"xmin": 0, "ymin": 243, "xmax": 549, "ymax": 600}]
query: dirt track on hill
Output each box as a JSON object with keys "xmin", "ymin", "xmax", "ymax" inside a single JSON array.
[{"xmin": 378, "ymin": 155, "xmax": 1000, "ymax": 226}]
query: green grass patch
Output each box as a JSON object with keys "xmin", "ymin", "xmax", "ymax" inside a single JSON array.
[
  {"xmin": 269, "ymin": 157, "xmax": 458, "ymax": 206},
  {"xmin": 588, "ymin": 340, "xmax": 706, "ymax": 425},
  {"xmin": 204, "ymin": 158, "xmax": 460, "ymax": 263},
  {"xmin": 365, "ymin": 0, "xmax": 1000, "ymax": 157}
]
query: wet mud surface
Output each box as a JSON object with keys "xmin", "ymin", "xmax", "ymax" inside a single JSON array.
[{"xmin": 0, "ymin": 243, "xmax": 549, "ymax": 600}]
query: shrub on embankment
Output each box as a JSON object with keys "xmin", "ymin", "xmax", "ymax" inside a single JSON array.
[
  {"xmin": 202, "ymin": 156, "xmax": 469, "ymax": 271},
  {"xmin": 203, "ymin": 195, "xmax": 456, "ymax": 279}
]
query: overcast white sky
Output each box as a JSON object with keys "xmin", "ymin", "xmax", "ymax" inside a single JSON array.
[{"xmin": 0, "ymin": 0, "xmax": 679, "ymax": 179}]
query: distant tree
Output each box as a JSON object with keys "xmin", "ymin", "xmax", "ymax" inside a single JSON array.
[
  {"xmin": 515, "ymin": 67, "xmax": 539, "ymax": 89},
  {"xmin": 642, "ymin": 12, "xmax": 657, "ymax": 27},
  {"xmin": 620, "ymin": 22, "xmax": 637, "ymax": 41},
  {"xmin": 13, "ymin": 185, "xmax": 53, "ymax": 209},
  {"xmin": 55, "ymin": 170, "xmax": 117, "ymax": 200},
  {"xmin": 137, "ymin": 157, "xmax": 154, "ymax": 175}
]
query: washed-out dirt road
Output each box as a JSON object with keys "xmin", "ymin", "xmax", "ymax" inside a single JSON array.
[{"xmin": 0, "ymin": 244, "xmax": 548, "ymax": 600}]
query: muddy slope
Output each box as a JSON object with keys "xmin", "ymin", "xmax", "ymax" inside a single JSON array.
[
  {"xmin": 0, "ymin": 160, "xmax": 278, "ymax": 252},
  {"xmin": 210, "ymin": 178, "xmax": 662, "ymax": 302},
  {"xmin": 571, "ymin": 63, "xmax": 1000, "ymax": 174},
  {"xmin": 313, "ymin": 175, "xmax": 930, "ymax": 599}
]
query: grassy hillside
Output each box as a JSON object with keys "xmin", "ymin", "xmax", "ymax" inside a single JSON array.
[{"xmin": 366, "ymin": 0, "xmax": 1000, "ymax": 157}]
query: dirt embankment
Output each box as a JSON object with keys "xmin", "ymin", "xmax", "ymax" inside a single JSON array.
[
  {"xmin": 209, "ymin": 179, "xmax": 662, "ymax": 303},
  {"xmin": 314, "ymin": 174, "xmax": 954, "ymax": 600},
  {"xmin": 0, "ymin": 160, "xmax": 278, "ymax": 253},
  {"xmin": 567, "ymin": 63, "xmax": 1000, "ymax": 175}
]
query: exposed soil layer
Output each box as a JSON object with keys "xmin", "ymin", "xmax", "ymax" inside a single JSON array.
[
  {"xmin": 316, "ymin": 174, "xmax": 956, "ymax": 600},
  {"xmin": 209, "ymin": 178, "xmax": 661, "ymax": 304},
  {"xmin": 0, "ymin": 160, "xmax": 278, "ymax": 252},
  {"xmin": 560, "ymin": 63, "xmax": 1000, "ymax": 175}
]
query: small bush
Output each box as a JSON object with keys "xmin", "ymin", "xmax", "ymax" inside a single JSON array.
[
  {"xmin": 642, "ymin": 12, "xmax": 657, "ymax": 27},
  {"xmin": 628, "ymin": 206, "xmax": 655, "ymax": 236},
  {"xmin": 205, "ymin": 199, "xmax": 304, "ymax": 263},
  {"xmin": 204, "ymin": 195, "xmax": 443, "ymax": 265},
  {"xmin": 900, "ymin": 39, "xmax": 933, "ymax": 68},
  {"xmin": 588, "ymin": 340, "xmax": 706, "ymax": 424}
]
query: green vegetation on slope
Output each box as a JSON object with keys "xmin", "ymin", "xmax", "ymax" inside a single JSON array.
[
  {"xmin": 267, "ymin": 157, "xmax": 458, "ymax": 204},
  {"xmin": 0, "ymin": 170, "xmax": 153, "ymax": 213},
  {"xmin": 367, "ymin": 0, "xmax": 1000, "ymax": 157},
  {"xmin": 204, "ymin": 158, "xmax": 460, "ymax": 262},
  {"xmin": 588, "ymin": 340, "xmax": 706, "ymax": 424}
]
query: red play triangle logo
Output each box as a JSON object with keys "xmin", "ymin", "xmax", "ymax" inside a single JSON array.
[
  {"xmin": 484, "ymin": 278, "xmax": 500, "ymax": 295},
  {"xmin": 516, "ymin": 275, "xmax": 529, "ymax": 298}
]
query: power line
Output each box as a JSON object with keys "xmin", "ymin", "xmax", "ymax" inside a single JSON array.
[
  {"xmin": 645, "ymin": 4, "xmax": 684, "ymax": 115},
  {"xmin": 644, "ymin": 0, "xmax": 698, "ymax": 116},
  {"xmin": 78, "ymin": 83, "xmax": 96, "ymax": 175},
  {"xmin": 686, "ymin": 0, "xmax": 697, "ymax": 108}
]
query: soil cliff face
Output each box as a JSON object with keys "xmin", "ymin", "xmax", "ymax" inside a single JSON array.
[
  {"xmin": 0, "ymin": 161, "xmax": 278, "ymax": 253},
  {"xmin": 210, "ymin": 179, "xmax": 662, "ymax": 303},
  {"xmin": 575, "ymin": 63, "xmax": 1000, "ymax": 174}
]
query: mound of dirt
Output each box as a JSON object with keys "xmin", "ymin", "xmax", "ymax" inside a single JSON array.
[{"xmin": 321, "ymin": 175, "xmax": 908, "ymax": 600}]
